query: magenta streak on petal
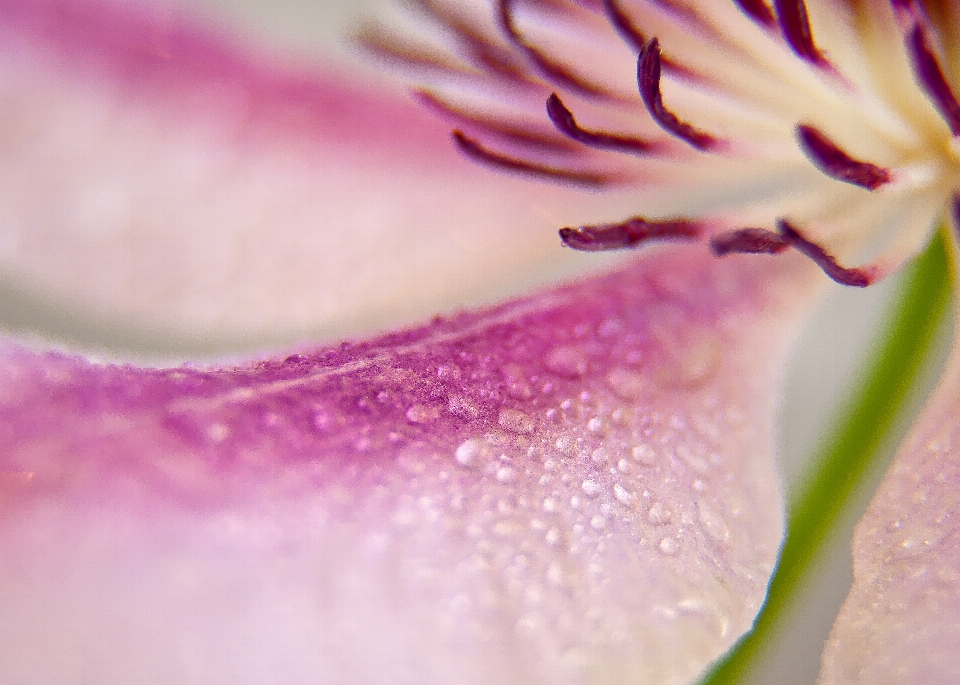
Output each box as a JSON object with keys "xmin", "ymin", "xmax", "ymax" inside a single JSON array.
[
  {"xmin": 546, "ymin": 93, "xmax": 658, "ymax": 154},
  {"xmin": 452, "ymin": 130, "xmax": 615, "ymax": 186},
  {"xmin": 0, "ymin": 247, "xmax": 810, "ymax": 684},
  {"xmin": 496, "ymin": 0, "xmax": 619, "ymax": 101},
  {"xmin": 796, "ymin": 125, "xmax": 893, "ymax": 190},
  {"xmin": 559, "ymin": 217, "xmax": 702, "ymax": 251},
  {"xmin": 710, "ymin": 228, "xmax": 791, "ymax": 256},
  {"xmin": 773, "ymin": 0, "xmax": 830, "ymax": 68},
  {"xmin": 0, "ymin": 0, "xmax": 444, "ymax": 160},
  {"xmin": 638, "ymin": 38, "xmax": 719, "ymax": 151},
  {"xmin": 906, "ymin": 22, "xmax": 960, "ymax": 135},
  {"xmin": 777, "ymin": 219, "xmax": 873, "ymax": 287},
  {"xmin": 733, "ymin": 0, "xmax": 777, "ymax": 28}
]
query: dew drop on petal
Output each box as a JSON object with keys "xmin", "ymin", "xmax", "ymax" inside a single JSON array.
[
  {"xmin": 633, "ymin": 444, "xmax": 657, "ymax": 466},
  {"xmin": 614, "ymin": 483, "xmax": 635, "ymax": 505},
  {"xmin": 698, "ymin": 502, "xmax": 731, "ymax": 544},
  {"xmin": 499, "ymin": 409, "xmax": 535, "ymax": 434},
  {"xmin": 606, "ymin": 367, "xmax": 645, "ymax": 400},
  {"xmin": 454, "ymin": 438, "xmax": 487, "ymax": 468},
  {"xmin": 659, "ymin": 537, "xmax": 680, "ymax": 556},
  {"xmin": 581, "ymin": 480, "xmax": 602, "ymax": 497},
  {"xmin": 544, "ymin": 346, "xmax": 588, "ymax": 378},
  {"xmin": 648, "ymin": 502, "xmax": 673, "ymax": 525},
  {"xmin": 406, "ymin": 404, "xmax": 440, "ymax": 424}
]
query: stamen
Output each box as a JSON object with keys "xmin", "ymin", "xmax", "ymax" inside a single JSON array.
[
  {"xmin": 497, "ymin": 0, "xmax": 617, "ymax": 100},
  {"xmin": 411, "ymin": 0, "xmax": 534, "ymax": 85},
  {"xmin": 637, "ymin": 38, "xmax": 719, "ymax": 151},
  {"xmin": 546, "ymin": 92, "xmax": 657, "ymax": 154},
  {"xmin": 559, "ymin": 217, "xmax": 702, "ymax": 251},
  {"xmin": 796, "ymin": 124, "xmax": 892, "ymax": 190},
  {"xmin": 952, "ymin": 193, "xmax": 960, "ymax": 237},
  {"xmin": 418, "ymin": 90, "xmax": 578, "ymax": 153},
  {"xmin": 600, "ymin": 0, "xmax": 646, "ymax": 52},
  {"xmin": 906, "ymin": 22, "xmax": 960, "ymax": 135},
  {"xmin": 710, "ymin": 228, "xmax": 790, "ymax": 255},
  {"xmin": 453, "ymin": 130, "xmax": 615, "ymax": 186},
  {"xmin": 777, "ymin": 219, "xmax": 872, "ymax": 286},
  {"xmin": 773, "ymin": 0, "xmax": 830, "ymax": 68},
  {"xmin": 733, "ymin": 0, "xmax": 776, "ymax": 29}
]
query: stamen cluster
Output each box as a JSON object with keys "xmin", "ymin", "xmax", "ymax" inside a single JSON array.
[{"xmin": 366, "ymin": 0, "xmax": 960, "ymax": 286}]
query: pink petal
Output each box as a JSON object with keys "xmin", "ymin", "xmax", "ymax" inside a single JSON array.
[
  {"xmin": 0, "ymin": 0, "xmax": 640, "ymax": 352},
  {"xmin": 820, "ymin": 326, "xmax": 960, "ymax": 684},
  {"xmin": 0, "ymin": 247, "xmax": 816, "ymax": 684}
]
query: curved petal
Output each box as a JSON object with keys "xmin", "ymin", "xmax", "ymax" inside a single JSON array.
[
  {"xmin": 0, "ymin": 246, "xmax": 817, "ymax": 685},
  {"xmin": 0, "ymin": 0, "xmax": 641, "ymax": 356},
  {"xmin": 819, "ymin": 302, "xmax": 960, "ymax": 684}
]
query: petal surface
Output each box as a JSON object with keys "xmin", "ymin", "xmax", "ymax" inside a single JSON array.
[
  {"xmin": 0, "ymin": 0, "xmax": 639, "ymax": 356},
  {"xmin": 0, "ymin": 246, "xmax": 816, "ymax": 685},
  {"xmin": 819, "ymin": 307, "xmax": 960, "ymax": 684}
]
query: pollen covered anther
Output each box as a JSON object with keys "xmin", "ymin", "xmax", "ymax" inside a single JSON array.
[
  {"xmin": 777, "ymin": 219, "xmax": 873, "ymax": 287},
  {"xmin": 710, "ymin": 228, "xmax": 791, "ymax": 256},
  {"xmin": 546, "ymin": 93, "xmax": 656, "ymax": 154},
  {"xmin": 774, "ymin": 0, "xmax": 830, "ymax": 68},
  {"xmin": 905, "ymin": 22, "xmax": 960, "ymax": 135},
  {"xmin": 559, "ymin": 217, "xmax": 702, "ymax": 251},
  {"xmin": 796, "ymin": 125, "xmax": 892, "ymax": 190},
  {"xmin": 733, "ymin": 0, "xmax": 776, "ymax": 29},
  {"xmin": 638, "ymin": 38, "xmax": 719, "ymax": 151}
]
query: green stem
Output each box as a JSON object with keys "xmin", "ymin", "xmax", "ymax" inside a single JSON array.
[{"xmin": 699, "ymin": 229, "xmax": 952, "ymax": 685}]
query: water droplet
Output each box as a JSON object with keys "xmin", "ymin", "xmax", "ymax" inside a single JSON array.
[
  {"xmin": 591, "ymin": 515, "xmax": 607, "ymax": 530},
  {"xmin": 497, "ymin": 466, "xmax": 517, "ymax": 482},
  {"xmin": 499, "ymin": 409, "xmax": 535, "ymax": 434},
  {"xmin": 591, "ymin": 447, "xmax": 610, "ymax": 464},
  {"xmin": 581, "ymin": 479, "xmax": 602, "ymax": 497},
  {"xmin": 448, "ymin": 395, "xmax": 480, "ymax": 420},
  {"xmin": 454, "ymin": 438, "xmax": 487, "ymax": 468},
  {"xmin": 606, "ymin": 367, "xmax": 645, "ymax": 399},
  {"xmin": 614, "ymin": 483, "xmax": 634, "ymax": 505},
  {"xmin": 206, "ymin": 422, "xmax": 230, "ymax": 443},
  {"xmin": 692, "ymin": 479, "xmax": 707, "ymax": 492},
  {"xmin": 587, "ymin": 417, "xmax": 604, "ymax": 433},
  {"xmin": 502, "ymin": 364, "xmax": 534, "ymax": 400},
  {"xmin": 545, "ymin": 527, "xmax": 561, "ymax": 545},
  {"xmin": 406, "ymin": 404, "xmax": 440, "ymax": 424},
  {"xmin": 659, "ymin": 537, "xmax": 680, "ymax": 555},
  {"xmin": 544, "ymin": 346, "xmax": 588, "ymax": 378},
  {"xmin": 672, "ymin": 335, "xmax": 721, "ymax": 387},
  {"xmin": 597, "ymin": 317, "xmax": 624, "ymax": 338},
  {"xmin": 617, "ymin": 459, "xmax": 632, "ymax": 473},
  {"xmin": 698, "ymin": 502, "xmax": 731, "ymax": 544},
  {"xmin": 647, "ymin": 502, "xmax": 673, "ymax": 525},
  {"xmin": 632, "ymin": 444, "xmax": 657, "ymax": 465}
]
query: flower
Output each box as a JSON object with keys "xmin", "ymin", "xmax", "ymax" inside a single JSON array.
[{"xmin": 0, "ymin": 2, "xmax": 956, "ymax": 685}]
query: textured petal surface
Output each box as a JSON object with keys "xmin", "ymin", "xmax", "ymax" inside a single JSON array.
[
  {"xmin": 0, "ymin": 246, "xmax": 815, "ymax": 685},
  {"xmin": 0, "ymin": 0, "xmax": 638, "ymax": 356},
  {"xmin": 819, "ymin": 314, "xmax": 960, "ymax": 684}
]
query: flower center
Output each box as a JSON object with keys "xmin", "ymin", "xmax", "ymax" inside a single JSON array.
[{"xmin": 366, "ymin": 0, "xmax": 960, "ymax": 287}]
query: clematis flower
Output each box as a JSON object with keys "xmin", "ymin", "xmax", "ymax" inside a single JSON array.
[{"xmin": 0, "ymin": 2, "xmax": 957, "ymax": 685}]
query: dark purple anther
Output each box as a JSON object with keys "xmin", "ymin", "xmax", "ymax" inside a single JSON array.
[
  {"xmin": 952, "ymin": 193, "xmax": 960, "ymax": 237},
  {"xmin": 452, "ymin": 130, "xmax": 613, "ymax": 186},
  {"xmin": 733, "ymin": 0, "xmax": 776, "ymax": 28},
  {"xmin": 638, "ymin": 38, "xmax": 718, "ymax": 150},
  {"xmin": 710, "ymin": 228, "xmax": 791, "ymax": 255},
  {"xmin": 546, "ymin": 93, "xmax": 656, "ymax": 154},
  {"xmin": 559, "ymin": 217, "xmax": 701, "ymax": 251},
  {"xmin": 796, "ymin": 124, "xmax": 892, "ymax": 190},
  {"xmin": 906, "ymin": 23, "xmax": 960, "ymax": 135},
  {"xmin": 773, "ymin": 0, "xmax": 830, "ymax": 67},
  {"xmin": 777, "ymin": 219, "xmax": 872, "ymax": 287}
]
